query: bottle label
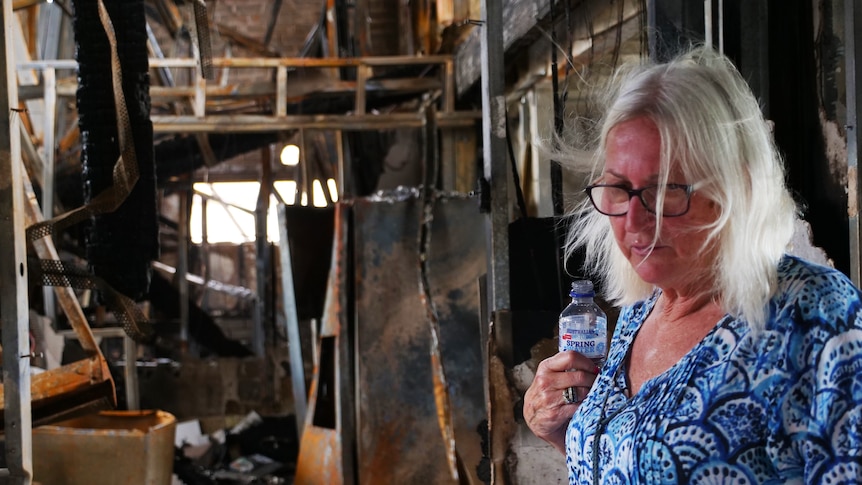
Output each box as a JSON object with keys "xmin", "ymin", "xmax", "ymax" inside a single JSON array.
[{"xmin": 559, "ymin": 314, "xmax": 607, "ymax": 359}]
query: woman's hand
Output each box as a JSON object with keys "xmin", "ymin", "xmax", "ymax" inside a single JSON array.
[{"xmin": 523, "ymin": 351, "xmax": 600, "ymax": 455}]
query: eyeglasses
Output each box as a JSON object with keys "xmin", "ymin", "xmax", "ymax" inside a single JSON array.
[{"xmin": 584, "ymin": 183, "xmax": 695, "ymax": 217}]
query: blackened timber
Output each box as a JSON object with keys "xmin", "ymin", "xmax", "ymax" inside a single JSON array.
[
  {"xmin": 455, "ymin": 0, "xmax": 585, "ymax": 96},
  {"xmin": 215, "ymin": 22, "xmax": 281, "ymax": 58},
  {"xmin": 453, "ymin": 0, "xmax": 647, "ymax": 96},
  {"xmin": 148, "ymin": 77, "xmax": 443, "ymax": 100}
]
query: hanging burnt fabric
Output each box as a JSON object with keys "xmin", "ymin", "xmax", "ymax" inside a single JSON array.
[
  {"xmin": 25, "ymin": 0, "xmax": 156, "ymax": 339},
  {"xmin": 72, "ymin": 0, "xmax": 158, "ymax": 301}
]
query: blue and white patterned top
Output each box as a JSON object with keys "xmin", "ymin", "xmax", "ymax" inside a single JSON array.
[{"xmin": 566, "ymin": 255, "xmax": 862, "ymax": 484}]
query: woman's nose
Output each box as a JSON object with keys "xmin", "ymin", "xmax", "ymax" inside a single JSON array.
[{"xmin": 624, "ymin": 196, "xmax": 653, "ymax": 231}]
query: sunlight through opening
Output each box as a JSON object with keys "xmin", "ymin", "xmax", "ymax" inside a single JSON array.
[
  {"xmin": 312, "ymin": 180, "xmax": 327, "ymax": 207},
  {"xmin": 280, "ymin": 144, "xmax": 300, "ymax": 166},
  {"xmin": 327, "ymin": 178, "xmax": 339, "ymax": 202}
]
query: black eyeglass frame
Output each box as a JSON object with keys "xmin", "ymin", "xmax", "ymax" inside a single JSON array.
[{"xmin": 584, "ymin": 183, "xmax": 696, "ymax": 217}]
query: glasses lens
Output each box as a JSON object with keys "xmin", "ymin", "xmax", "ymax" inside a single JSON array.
[
  {"xmin": 590, "ymin": 186, "xmax": 629, "ymax": 216},
  {"xmin": 642, "ymin": 186, "xmax": 690, "ymax": 216}
]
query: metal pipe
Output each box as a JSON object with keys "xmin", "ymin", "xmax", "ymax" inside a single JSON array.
[
  {"xmin": 718, "ymin": 0, "xmax": 724, "ymax": 54},
  {"xmin": 846, "ymin": 0, "xmax": 862, "ymax": 285},
  {"xmin": 276, "ymin": 204, "xmax": 307, "ymax": 438},
  {"xmin": 704, "ymin": 0, "xmax": 712, "ymax": 49},
  {"xmin": 480, "ymin": 0, "xmax": 512, "ymax": 482},
  {"xmin": 480, "ymin": 0, "xmax": 511, "ymax": 321},
  {"xmin": 178, "ymin": 191, "xmax": 190, "ymax": 354},
  {"xmin": 41, "ymin": 67, "xmax": 56, "ymax": 324},
  {"xmin": 647, "ymin": 0, "xmax": 658, "ymax": 60},
  {"xmin": 252, "ymin": 147, "xmax": 272, "ymax": 356}
]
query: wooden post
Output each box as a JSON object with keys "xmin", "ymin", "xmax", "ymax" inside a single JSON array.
[{"xmin": 0, "ymin": 0, "xmax": 33, "ymax": 482}]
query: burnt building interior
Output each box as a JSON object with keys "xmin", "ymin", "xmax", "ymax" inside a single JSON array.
[{"xmin": 0, "ymin": 0, "xmax": 853, "ymax": 483}]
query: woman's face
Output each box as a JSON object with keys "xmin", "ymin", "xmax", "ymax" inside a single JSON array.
[{"xmin": 602, "ymin": 116, "xmax": 718, "ymax": 294}]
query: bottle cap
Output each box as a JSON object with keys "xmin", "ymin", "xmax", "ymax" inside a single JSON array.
[{"xmin": 570, "ymin": 280, "xmax": 595, "ymax": 297}]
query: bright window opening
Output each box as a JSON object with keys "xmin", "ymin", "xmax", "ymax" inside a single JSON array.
[
  {"xmin": 190, "ymin": 179, "xmax": 336, "ymax": 244},
  {"xmin": 312, "ymin": 180, "xmax": 327, "ymax": 208},
  {"xmin": 327, "ymin": 178, "xmax": 339, "ymax": 202},
  {"xmin": 273, "ymin": 180, "xmax": 298, "ymax": 205},
  {"xmin": 280, "ymin": 144, "xmax": 300, "ymax": 166}
]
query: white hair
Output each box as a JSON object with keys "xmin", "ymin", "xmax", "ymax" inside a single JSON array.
[{"xmin": 563, "ymin": 46, "xmax": 798, "ymax": 331}]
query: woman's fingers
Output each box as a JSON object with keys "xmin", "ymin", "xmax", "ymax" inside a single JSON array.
[
  {"xmin": 523, "ymin": 351, "xmax": 602, "ymax": 453},
  {"xmin": 541, "ymin": 350, "xmax": 602, "ymax": 375}
]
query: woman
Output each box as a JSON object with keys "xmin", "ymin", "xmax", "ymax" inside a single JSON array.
[{"xmin": 524, "ymin": 47, "xmax": 862, "ymax": 483}]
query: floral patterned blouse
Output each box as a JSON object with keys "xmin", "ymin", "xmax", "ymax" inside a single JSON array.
[{"xmin": 566, "ymin": 255, "xmax": 862, "ymax": 484}]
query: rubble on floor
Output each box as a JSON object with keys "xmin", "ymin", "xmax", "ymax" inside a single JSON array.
[{"xmin": 173, "ymin": 411, "xmax": 298, "ymax": 485}]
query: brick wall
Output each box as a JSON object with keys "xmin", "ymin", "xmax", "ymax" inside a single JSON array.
[
  {"xmin": 211, "ymin": 0, "xmax": 322, "ymax": 56},
  {"xmin": 146, "ymin": 0, "xmax": 323, "ymax": 60}
]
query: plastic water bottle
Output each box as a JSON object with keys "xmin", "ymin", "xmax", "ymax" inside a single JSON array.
[{"xmin": 558, "ymin": 280, "xmax": 608, "ymax": 367}]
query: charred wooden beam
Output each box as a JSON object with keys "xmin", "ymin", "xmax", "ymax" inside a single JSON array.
[
  {"xmin": 455, "ymin": 0, "xmax": 564, "ymax": 95},
  {"xmin": 216, "ymin": 22, "xmax": 281, "ymax": 58},
  {"xmin": 151, "ymin": 111, "xmax": 480, "ymax": 133},
  {"xmin": 151, "ymin": 0, "xmax": 183, "ymax": 37}
]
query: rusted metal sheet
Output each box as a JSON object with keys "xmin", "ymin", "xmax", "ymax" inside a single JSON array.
[
  {"xmin": 295, "ymin": 202, "xmax": 354, "ymax": 485},
  {"xmin": 294, "ymin": 195, "xmax": 486, "ymax": 484},
  {"xmin": 353, "ymin": 192, "xmax": 486, "ymax": 484},
  {"xmin": 295, "ymin": 425, "xmax": 344, "ymax": 485},
  {"xmin": 0, "ymin": 355, "xmax": 116, "ymax": 428},
  {"xmin": 25, "ymin": 356, "xmax": 110, "ymax": 403}
]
